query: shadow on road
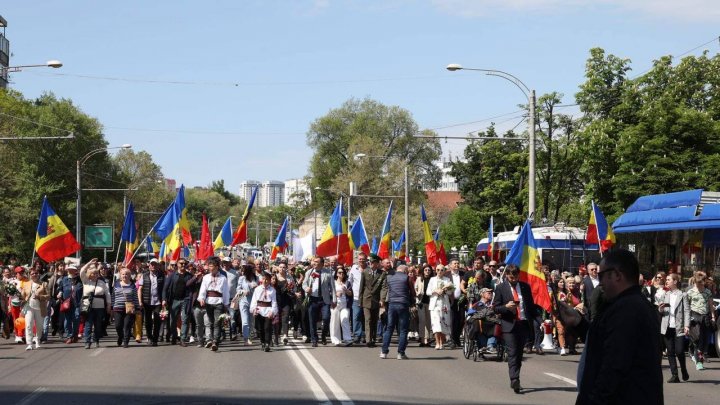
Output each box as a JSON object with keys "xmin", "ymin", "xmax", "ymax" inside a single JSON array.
[{"xmin": 521, "ymin": 386, "xmax": 578, "ymax": 394}]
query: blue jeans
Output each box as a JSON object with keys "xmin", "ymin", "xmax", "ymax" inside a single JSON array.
[
  {"xmin": 352, "ymin": 300, "xmax": 364, "ymax": 340},
  {"xmin": 308, "ymin": 297, "xmax": 331, "ymax": 343},
  {"xmin": 382, "ymin": 303, "xmax": 410, "ymax": 355},
  {"xmin": 239, "ymin": 299, "xmax": 252, "ymax": 339},
  {"xmin": 83, "ymin": 308, "xmax": 105, "ymax": 344},
  {"xmin": 64, "ymin": 307, "xmax": 80, "ymax": 339}
]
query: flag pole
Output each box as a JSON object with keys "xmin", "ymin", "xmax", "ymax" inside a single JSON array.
[{"xmin": 336, "ymin": 197, "xmax": 342, "ymax": 257}]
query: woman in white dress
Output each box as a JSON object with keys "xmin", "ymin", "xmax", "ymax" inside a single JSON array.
[
  {"xmin": 330, "ymin": 265, "xmax": 353, "ymax": 346},
  {"xmin": 428, "ymin": 264, "xmax": 453, "ymax": 350}
]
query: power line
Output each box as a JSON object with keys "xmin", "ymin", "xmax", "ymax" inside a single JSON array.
[
  {"xmin": 27, "ymin": 71, "xmax": 453, "ymax": 87},
  {"xmin": 428, "ymin": 109, "xmax": 526, "ymax": 130},
  {"xmin": 631, "ymin": 35, "xmax": 720, "ymax": 79},
  {"xmin": 0, "ymin": 111, "xmax": 75, "ymax": 135}
]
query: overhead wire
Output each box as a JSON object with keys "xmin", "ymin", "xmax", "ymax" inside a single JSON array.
[{"xmin": 0, "ymin": 111, "xmax": 75, "ymax": 135}]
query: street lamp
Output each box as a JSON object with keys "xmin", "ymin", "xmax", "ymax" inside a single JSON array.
[
  {"xmin": 446, "ymin": 63, "xmax": 536, "ymax": 220},
  {"xmin": 76, "ymin": 144, "xmax": 132, "ymax": 258},
  {"xmin": 1, "ymin": 59, "xmax": 63, "ymax": 73},
  {"xmin": 353, "ymin": 153, "xmax": 409, "ymax": 259}
]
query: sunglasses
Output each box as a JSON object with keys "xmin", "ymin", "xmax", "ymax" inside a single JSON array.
[{"xmin": 597, "ymin": 268, "xmax": 616, "ymax": 281}]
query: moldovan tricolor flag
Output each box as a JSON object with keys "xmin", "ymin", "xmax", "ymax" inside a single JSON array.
[
  {"xmin": 213, "ymin": 217, "xmax": 233, "ymax": 251},
  {"xmin": 421, "ymin": 204, "xmax": 437, "ymax": 266},
  {"xmin": 34, "ymin": 196, "xmax": 81, "ymax": 262},
  {"xmin": 316, "ymin": 199, "xmax": 351, "ymax": 258},
  {"xmin": 270, "ymin": 216, "xmax": 290, "ymax": 260},
  {"xmin": 434, "ymin": 228, "xmax": 448, "ymax": 266},
  {"xmin": 152, "ymin": 197, "xmax": 182, "ymax": 260},
  {"xmin": 197, "ymin": 213, "xmax": 213, "ymax": 261},
  {"xmin": 393, "ymin": 231, "xmax": 406, "ymax": 261},
  {"xmin": 505, "ymin": 220, "xmax": 552, "ymax": 313},
  {"xmin": 120, "ymin": 202, "xmax": 139, "ymax": 265},
  {"xmin": 176, "ymin": 185, "xmax": 193, "ymax": 245},
  {"xmin": 377, "ymin": 201, "xmax": 394, "ymax": 259},
  {"xmin": 232, "ymin": 186, "xmax": 258, "ymax": 246},
  {"xmin": 349, "ymin": 215, "xmax": 370, "ymax": 255},
  {"xmin": 586, "ymin": 200, "xmax": 616, "ymax": 253}
]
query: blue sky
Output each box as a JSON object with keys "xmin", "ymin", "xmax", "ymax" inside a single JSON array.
[{"xmin": 4, "ymin": 1, "xmax": 718, "ymax": 193}]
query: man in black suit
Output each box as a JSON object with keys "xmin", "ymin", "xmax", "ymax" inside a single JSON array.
[
  {"xmin": 492, "ymin": 264, "xmax": 536, "ymax": 394},
  {"xmin": 576, "ymin": 249, "xmax": 662, "ymax": 405},
  {"xmin": 582, "ymin": 262, "xmax": 599, "ymax": 321}
]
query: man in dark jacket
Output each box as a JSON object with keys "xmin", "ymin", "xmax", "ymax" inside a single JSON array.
[
  {"xmin": 492, "ymin": 264, "xmax": 536, "ymax": 394},
  {"xmin": 576, "ymin": 249, "xmax": 662, "ymax": 405},
  {"xmin": 138, "ymin": 259, "xmax": 165, "ymax": 346},
  {"xmin": 163, "ymin": 259, "xmax": 194, "ymax": 346}
]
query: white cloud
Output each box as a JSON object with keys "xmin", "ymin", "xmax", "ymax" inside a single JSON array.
[{"xmin": 430, "ymin": 0, "xmax": 720, "ymax": 22}]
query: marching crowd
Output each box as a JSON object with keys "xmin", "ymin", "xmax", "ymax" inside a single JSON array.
[{"xmin": 1, "ymin": 251, "xmax": 718, "ymax": 395}]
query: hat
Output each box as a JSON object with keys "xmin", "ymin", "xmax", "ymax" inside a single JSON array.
[
  {"xmin": 480, "ymin": 288, "xmax": 493, "ymax": 294},
  {"xmin": 369, "ymin": 253, "xmax": 382, "ymax": 262},
  {"xmin": 66, "ymin": 265, "xmax": 78, "ymax": 271},
  {"xmin": 222, "ymin": 257, "xmax": 232, "ymax": 263},
  {"xmin": 149, "ymin": 258, "xmax": 159, "ymax": 264},
  {"xmin": 14, "ymin": 266, "xmax": 25, "ymax": 273}
]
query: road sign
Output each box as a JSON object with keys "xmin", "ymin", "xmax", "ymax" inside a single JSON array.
[{"xmin": 85, "ymin": 225, "xmax": 114, "ymax": 249}]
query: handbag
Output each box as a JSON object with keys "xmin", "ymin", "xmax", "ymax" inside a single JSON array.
[
  {"xmin": 118, "ymin": 281, "xmax": 135, "ymax": 314},
  {"xmin": 60, "ymin": 298, "xmax": 72, "ymax": 313},
  {"xmin": 80, "ymin": 280, "xmax": 99, "ymax": 317}
]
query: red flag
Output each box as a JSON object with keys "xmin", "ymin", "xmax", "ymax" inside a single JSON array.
[
  {"xmin": 437, "ymin": 242, "xmax": 448, "ymax": 266},
  {"xmin": 197, "ymin": 213, "xmax": 213, "ymax": 260}
]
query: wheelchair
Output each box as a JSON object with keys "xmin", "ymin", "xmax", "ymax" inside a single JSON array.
[{"xmin": 462, "ymin": 310, "xmax": 507, "ymax": 362}]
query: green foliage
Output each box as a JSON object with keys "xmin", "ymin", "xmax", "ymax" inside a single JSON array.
[
  {"xmin": 440, "ymin": 205, "xmax": 485, "ymax": 250},
  {"xmin": 450, "ymin": 126, "xmax": 527, "ymax": 229},
  {"xmin": 209, "ymin": 179, "xmax": 240, "ymax": 206}
]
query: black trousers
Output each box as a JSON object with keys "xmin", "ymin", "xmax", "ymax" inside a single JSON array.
[
  {"xmin": 255, "ymin": 314, "xmax": 273, "ymax": 345},
  {"xmin": 451, "ymin": 302, "xmax": 465, "ymax": 345},
  {"xmin": 504, "ymin": 320, "xmax": 529, "ymax": 382},
  {"xmin": 143, "ymin": 304, "xmax": 161, "ymax": 343},
  {"xmin": 664, "ymin": 328, "xmax": 688, "ymax": 376},
  {"xmin": 114, "ymin": 311, "xmax": 135, "ymax": 344}
]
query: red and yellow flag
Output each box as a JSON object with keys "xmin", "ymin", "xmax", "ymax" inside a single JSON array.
[{"xmin": 35, "ymin": 197, "xmax": 81, "ymax": 262}]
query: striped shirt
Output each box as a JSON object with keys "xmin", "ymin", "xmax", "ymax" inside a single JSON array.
[{"xmin": 111, "ymin": 281, "xmax": 140, "ymax": 311}]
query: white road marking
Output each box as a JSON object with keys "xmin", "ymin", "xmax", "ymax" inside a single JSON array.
[
  {"xmin": 286, "ymin": 345, "xmax": 332, "ymax": 405},
  {"xmin": 544, "ymin": 372, "xmax": 577, "ymax": 386},
  {"xmin": 89, "ymin": 348, "xmax": 105, "ymax": 357},
  {"xmin": 296, "ymin": 344, "xmax": 354, "ymax": 405},
  {"xmin": 15, "ymin": 387, "xmax": 47, "ymax": 405}
]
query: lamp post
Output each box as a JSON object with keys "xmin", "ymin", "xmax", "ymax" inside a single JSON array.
[
  {"xmin": 446, "ymin": 63, "xmax": 536, "ymax": 220},
  {"xmin": 76, "ymin": 144, "xmax": 132, "ymax": 258},
  {"xmin": 1, "ymin": 60, "xmax": 63, "ymax": 87},
  {"xmin": 353, "ymin": 153, "xmax": 409, "ymax": 260}
]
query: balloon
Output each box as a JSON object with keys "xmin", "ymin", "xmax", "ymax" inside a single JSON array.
[{"xmin": 14, "ymin": 317, "xmax": 25, "ymax": 331}]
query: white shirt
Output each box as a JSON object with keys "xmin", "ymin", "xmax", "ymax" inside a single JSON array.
[
  {"xmin": 310, "ymin": 269, "xmax": 321, "ymax": 297},
  {"xmin": 513, "ymin": 283, "xmax": 527, "ymax": 321},
  {"xmin": 250, "ymin": 285, "xmax": 278, "ymax": 318},
  {"xmin": 198, "ymin": 272, "xmax": 230, "ymax": 306},
  {"xmin": 590, "ymin": 276, "xmax": 599, "ymax": 289},
  {"xmin": 348, "ymin": 265, "xmax": 364, "ymax": 302},
  {"xmin": 28, "ymin": 282, "xmax": 42, "ymax": 310},
  {"xmin": 451, "ymin": 272, "xmax": 462, "ymax": 300},
  {"xmin": 668, "ymin": 291, "xmax": 679, "ymax": 328}
]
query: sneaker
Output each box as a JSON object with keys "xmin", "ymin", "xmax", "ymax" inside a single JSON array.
[
  {"xmin": 691, "ymin": 354, "xmax": 697, "ymax": 364},
  {"xmin": 25, "ymin": 344, "xmax": 33, "ymax": 351},
  {"xmin": 379, "ymin": 352, "xmax": 387, "ymax": 359},
  {"xmin": 560, "ymin": 348, "xmax": 567, "ymax": 356},
  {"xmin": 696, "ymin": 362, "xmax": 705, "ymax": 370},
  {"xmin": 397, "ymin": 353, "xmax": 408, "ymax": 360},
  {"xmin": 205, "ymin": 341, "xmax": 213, "ymax": 349},
  {"xmin": 15, "ymin": 336, "xmax": 23, "ymax": 344},
  {"xmin": 189, "ymin": 336, "xmax": 196, "ymax": 343},
  {"xmin": 34, "ymin": 340, "xmax": 40, "ymax": 350},
  {"xmin": 211, "ymin": 343, "xmax": 218, "ymax": 352}
]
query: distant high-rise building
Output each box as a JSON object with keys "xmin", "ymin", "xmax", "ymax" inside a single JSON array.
[
  {"xmin": 0, "ymin": 16, "xmax": 10, "ymax": 89},
  {"xmin": 425, "ymin": 156, "xmax": 461, "ymax": 192},
  {"xmin": 259, "ymin": 181, "xmax": 285, "ymax": 207},
  {"xmin": 239, "ymin": 180, "xmax": 261, "ymax": 202},
  {"xmin": 284, "ymin": 178, "xmax": 309, "ymax": 207}
]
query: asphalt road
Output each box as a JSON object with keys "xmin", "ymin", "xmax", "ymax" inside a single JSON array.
[{"xmin": 0, "ymin": 330, "xmax": 718, "ymax": 405}]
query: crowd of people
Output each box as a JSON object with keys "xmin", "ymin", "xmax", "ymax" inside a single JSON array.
[{"xmin": 1, "ymin": 250, "xmax": 718, "ymax": 396}]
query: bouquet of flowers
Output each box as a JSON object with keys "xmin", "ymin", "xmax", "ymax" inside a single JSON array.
[
  {"xmin": 159, "ymin": 308, "xmax": 169, "ymax": 321},
  {"xmin": 218, "ymin": 313, "xmax": 231, "ymax": 328},
  {"xmin": 0, "ymin": 279, "xmax": 20, "ymax": 297}
]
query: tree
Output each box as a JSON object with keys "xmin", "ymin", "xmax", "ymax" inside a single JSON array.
[
  {"xmin": 209, "ymin": 179, "xmax": 240, "ymax": 206},
  {"xmin": 440, "ymin": 205, "xmax": 485, "ymax": 251},
  {"xmin": 0, "ymin": 91, "xmax": 122, "ymax": 259},
  {"xmin": 306, "ymin": 97, "xmax": 443, "ymax": 252},
  {"xmin": 450, "ymin": 126, "xmax": 528, "ymax": 230}
]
